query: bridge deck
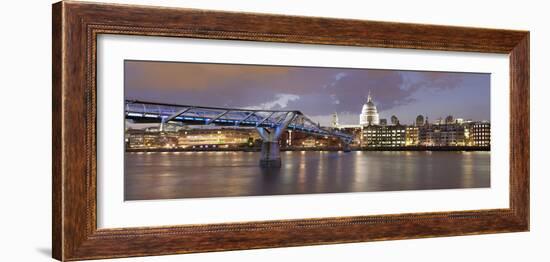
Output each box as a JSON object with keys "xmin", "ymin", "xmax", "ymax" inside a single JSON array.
[{"xmin": 125, "ymin": 100, "xmax": 354, "ymax": 142}]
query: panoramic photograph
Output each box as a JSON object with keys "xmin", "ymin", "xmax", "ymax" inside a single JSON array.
[{"xmin": 124, "ymin": 60, "xmax": 491, "ymax": 201}]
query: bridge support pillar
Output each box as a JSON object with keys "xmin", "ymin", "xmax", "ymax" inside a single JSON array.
[
  {"xmin": 259, "ymin": 142, "xmax": 281, "ymax": 168},
  {"xmin": 343, "ymin": 143, "xmax": 351, "ymax": 152},
  {"xmin": 256, "ymin": 112, "xmax": 296, "ymax": 168}
]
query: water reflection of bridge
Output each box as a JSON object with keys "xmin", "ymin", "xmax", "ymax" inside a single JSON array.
[{"xmin": 125, "ymin": 100, "xmax": 353, "ymax": 167}]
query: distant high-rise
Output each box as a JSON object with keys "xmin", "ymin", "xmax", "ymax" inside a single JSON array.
[
  {"xmin": 391, "ymin": 115, "xmax": 399, "ymax": 125},
  {"xmin": 359, "ymin": 91, "xmax": 380, "ymax": 126},
  {"xmin": 416, "ymin": 115, "xmax": 424, "ymax": 126},
  {"xmin": 445, "ymin": 115, "xmax": 454, "ymax": 124}
]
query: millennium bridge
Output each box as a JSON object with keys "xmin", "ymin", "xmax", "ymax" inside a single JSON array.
[{"xmin": 125, "ymin": 100, "xmax": 354, "ymax": 167}]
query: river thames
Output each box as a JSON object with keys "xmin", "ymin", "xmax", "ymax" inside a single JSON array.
[{"xmin": 124, "ymin": 151, "xmax": 490, "ymax": 200}]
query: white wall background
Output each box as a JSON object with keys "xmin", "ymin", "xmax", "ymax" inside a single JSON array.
[{"xmin": 0, "ymin": 0, "xmax": 546, "ymax": 261}]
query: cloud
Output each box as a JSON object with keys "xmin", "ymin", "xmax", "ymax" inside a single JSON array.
[
  {"xmin": 125, "ymin": 60, "xmax": 485, "ymax": 125},
  {"xmin": 323, "ymin": 72, "xmax": 349, "ymax": 89},
  {"xmin": 399, "ymin": 71, "xmax": 465, "ymax": 92},
  {"xmin": 334, "ymin": 72, "xmax": 347, "ymax": 81},
  {"xmin": 125, "ymin": 61, "xmax": 292, "ymax": 93},
  {"xmin": 330, "ymin": 94, "xmax": 340, "ymax": 105},
  {"xmin": 246, "ymin": 94, "xmax": 300, "ymax": 110}
]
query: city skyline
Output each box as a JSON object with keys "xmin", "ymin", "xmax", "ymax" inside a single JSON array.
[
  {"xmin": 123, "ymin": 60, "xmax": 491, "ymax": 201},
  {"xmin": 125, "ymin": 60, "xmax": 490, "ymax": 126}
]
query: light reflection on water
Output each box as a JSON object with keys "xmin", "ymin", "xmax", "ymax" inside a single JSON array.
[{"xmin": 124, "ymin": 151, "xmax": 490, "ymax": 201}]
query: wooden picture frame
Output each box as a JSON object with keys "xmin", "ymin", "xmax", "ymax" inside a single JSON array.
[{"xmin": 52, "ymin": 1, "xmax": 529, "ymax": 261}]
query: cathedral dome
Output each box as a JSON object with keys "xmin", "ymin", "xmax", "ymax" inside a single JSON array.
[
  {"xmin": 359, "ymin": 92, "xmax": 380, "ymax": 126},
  {"xmin": 362, "ymin": 100, "xmax": 376, "ymax": 113}
]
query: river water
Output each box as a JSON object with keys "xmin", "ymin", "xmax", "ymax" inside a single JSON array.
[{"xmin": 124, "ymin": 151, "xmax": 490, "ymax": 200}]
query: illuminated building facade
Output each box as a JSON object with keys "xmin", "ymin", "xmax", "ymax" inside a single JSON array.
[
  {"xmin": 405, "ymin": 126, "xmax": 419, "ymax": 146},
  {"xmin": 125, "ymin": 127, "xmax": 259, "ymax": 149},
  {"xmin": 177, "ymin": 128, "xmax": 258, "ymax": 148},
  {"xmin": 362, "ymin": 125, "xmax": 406, "ymax": 147},
  {"xmin": 126, "ymin": 128, "xmax": 179, "ymax": 149},
  {"xmin": 280, "ymin": 130, "xmax": 341, "ymax": 148},
  {"xmin": 418, "ymin": 124, "xmax": 467, "ymax": 146},
  {"xmin": 471, "ymin": 122, "xmax": 491, "ymax": 146}
]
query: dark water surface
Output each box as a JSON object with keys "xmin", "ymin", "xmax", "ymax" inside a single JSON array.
[{"xmin": 124, "ymin": 151, "xmax": 490, "ymax": 200}]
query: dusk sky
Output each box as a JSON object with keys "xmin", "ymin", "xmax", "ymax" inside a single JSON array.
[{"xmin": 124, "ymin": 60, "xmax": 490, "ymax": 126}]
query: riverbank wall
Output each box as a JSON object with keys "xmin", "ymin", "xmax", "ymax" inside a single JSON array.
[{"xmin": 126, "ymin": 146, "xmax": 490, "ymax": 153}]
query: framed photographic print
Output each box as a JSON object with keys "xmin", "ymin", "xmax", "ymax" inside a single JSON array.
[{"xmin": 52, "ymin": 1, "xmax": 529, "ymax": 261}]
